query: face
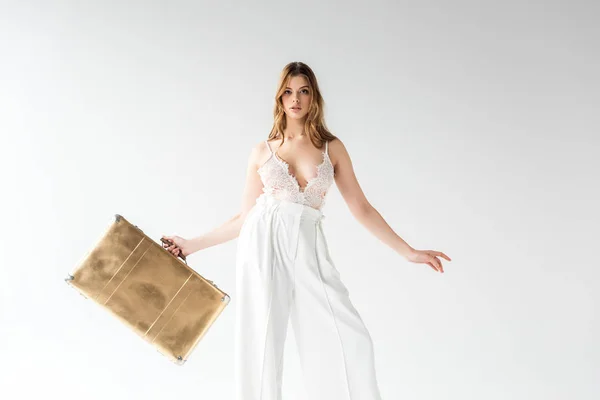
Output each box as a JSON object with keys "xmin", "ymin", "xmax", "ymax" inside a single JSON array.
[{"xmin": 281, "ymin": 75, "xmax": 312, "ymax": 120}]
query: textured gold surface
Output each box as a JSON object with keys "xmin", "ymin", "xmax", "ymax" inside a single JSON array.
[{"xmin": 66, "ymin": 214, "xmax": 230, "ymax": 365}]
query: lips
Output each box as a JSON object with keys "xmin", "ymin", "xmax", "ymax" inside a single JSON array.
[{"xmin": 291, "ymin": 107, "xmax": 301, "ymax": 110}]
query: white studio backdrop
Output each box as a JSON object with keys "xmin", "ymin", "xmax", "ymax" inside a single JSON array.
[{"xmin": 1, "ymin": 1, "xmax": 598, "ymax": 399}]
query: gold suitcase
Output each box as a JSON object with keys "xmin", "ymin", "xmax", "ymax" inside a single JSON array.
[{"xmin": 65, "ymin": 213, "xmax": 230, "ymax": 365}]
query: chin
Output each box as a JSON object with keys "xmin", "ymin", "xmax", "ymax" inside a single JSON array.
[{"xmin": 288, "ymin": 112, "xmax": 307, "ymax": 119}]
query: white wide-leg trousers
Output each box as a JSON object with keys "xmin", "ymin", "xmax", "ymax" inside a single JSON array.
[{"xmin": 234, "ymin": 194, "xmax": 383, "ymax": 400}]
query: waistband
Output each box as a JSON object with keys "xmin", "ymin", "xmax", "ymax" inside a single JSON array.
[{"xmin": 256, "ymin": 194, "xmax": 325, "ymax": 223}]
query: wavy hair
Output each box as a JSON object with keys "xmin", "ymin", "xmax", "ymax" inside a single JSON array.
[{"xmin": 267, "ymin": 61, "xmax": 337, "ymax": 149}]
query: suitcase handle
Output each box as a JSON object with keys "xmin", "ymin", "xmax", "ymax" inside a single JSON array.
[{"xmin": 160, "ymin": 237, "xmax": 188, "ymax": 265}]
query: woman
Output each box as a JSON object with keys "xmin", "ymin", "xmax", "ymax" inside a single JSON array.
[{"xmin": 162, "ymin": 61, "xmax": 451, "ymax": 400}]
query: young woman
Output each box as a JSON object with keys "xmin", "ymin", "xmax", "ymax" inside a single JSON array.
[{"xmin": 162, "ymin": 61, "xmax": 451, "ymax": 400}]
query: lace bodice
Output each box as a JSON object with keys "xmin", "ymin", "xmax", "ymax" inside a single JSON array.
[{"xmin": 257, "ymin": 139, "xmax": 335, "ymax": 210}]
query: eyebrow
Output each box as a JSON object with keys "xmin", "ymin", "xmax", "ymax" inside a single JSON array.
[{"xmin": 285, "ymin": 86, "xmax": 309, "ymax": 89}]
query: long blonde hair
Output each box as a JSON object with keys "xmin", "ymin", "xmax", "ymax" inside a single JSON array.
[{"xmin": 268, "ymin": 61, "xmax": 337, "ymax": 149}]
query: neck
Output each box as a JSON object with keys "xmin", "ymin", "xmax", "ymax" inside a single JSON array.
[{"xmin": 283, "ymin": 117, "xmax": 306, "ymax": 140}]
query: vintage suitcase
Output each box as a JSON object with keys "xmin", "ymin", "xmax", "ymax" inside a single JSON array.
[{"xmin": 65, "ymin": 213, "xmax": 230, "ymax": 365}]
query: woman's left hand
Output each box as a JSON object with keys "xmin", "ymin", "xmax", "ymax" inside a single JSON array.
[{"xmin": 406, "ymin": 248, "xmax": 451, "ymax": 273}]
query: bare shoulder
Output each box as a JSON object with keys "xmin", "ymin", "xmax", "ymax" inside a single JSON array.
[
  {"xmin": 326, "ymin": 137, "xmax": 349, "ymax": 168},
  {"xmin": 327, "ymin": 136, "xmax": 347, "ymax": 153},
  {"xmin": 266, "ymin": 137, "xmax": 282, "ymax": 152},
  {"xmin": 248, "ymin": 139, "xmax": 273, "ymax": 170}
]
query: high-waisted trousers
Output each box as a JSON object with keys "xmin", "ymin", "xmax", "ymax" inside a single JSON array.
[{"xmin": 234, "ymin": 193, "xmax": 383, "ymax": 400}]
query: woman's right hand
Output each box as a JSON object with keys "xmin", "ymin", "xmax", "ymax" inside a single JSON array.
[{"xmin": 161, "ymin": 235, "xmax": 193, "ymax": 258}]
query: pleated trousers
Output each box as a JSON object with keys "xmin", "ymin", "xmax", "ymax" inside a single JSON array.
[{"xmin": 234, "ymin": 193, "xmax": 383, "ymax": 400}]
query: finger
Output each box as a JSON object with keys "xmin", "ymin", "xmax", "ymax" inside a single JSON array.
[
  {"xmin": 428, "ymin": 257, "xmax": 438, "ymax": 271},
  {"xmin": 426, "ymin": 262, "xmax": 437, "ymax": 271},
  {"xmin": 431, "ymin": 250, "xmax": 451, "ymax": 262},
  {"xmin": 435, "ymin": 258, "xmax": 444, "ymax": 273},
  {"xmin": 430, "ymin": 256, "xmax": 443, "ymax": 273}
]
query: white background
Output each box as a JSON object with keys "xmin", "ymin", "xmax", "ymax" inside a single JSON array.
[{"xmin": 1, "ymin": 1, "xmax": 598, "ymax": 399}]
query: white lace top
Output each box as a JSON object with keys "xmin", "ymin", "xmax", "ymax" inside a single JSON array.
[{"xmin": 257, "ymin": 139, "xmax": 335, "ymax": 210}]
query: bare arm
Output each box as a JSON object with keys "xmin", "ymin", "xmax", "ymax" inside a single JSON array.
[
  {"xmin": 187, "ymin": 142, "xmax": 265, "ymax": 254},
  {"xmin": 330, "ymin": 138, "xmax": 415, "ymax": 259}
]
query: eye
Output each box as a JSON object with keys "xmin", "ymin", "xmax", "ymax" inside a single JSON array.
[{"xmin": 283, "ymin": 89, "xmax": 310, "ymax": 95}]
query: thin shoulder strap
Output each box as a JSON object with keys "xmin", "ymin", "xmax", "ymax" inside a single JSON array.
[
  {"xmin": 325, "ymin": 140, "xmax": 328, "ymax": 155},
  {"xmin": 265, "ymin": 140, "xmax": 272, "ymax": 154}
]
